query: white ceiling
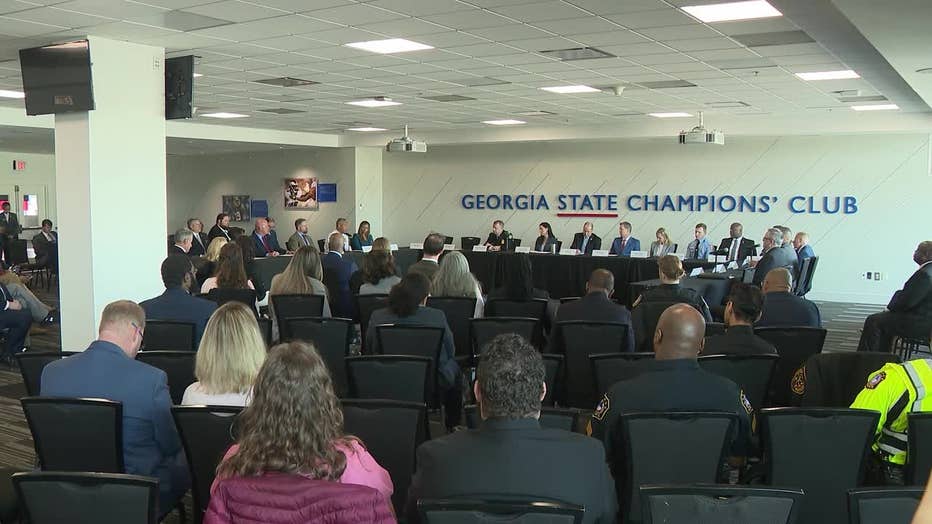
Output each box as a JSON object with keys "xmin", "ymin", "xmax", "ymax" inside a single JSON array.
[{"xmin": 0, "ymin": 0, "xmax": 926, "ymax": 138}]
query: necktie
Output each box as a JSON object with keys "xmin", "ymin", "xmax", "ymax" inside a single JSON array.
[
  {"xmin": 729, "ymin": 239, "xmax": 738, "ymax": 261},
  {"xmin": 620, "ymin": 239, "xmax": 626, "ymax": 254},
  {"xmin": 302, "ymin": 234, "xmax": 309, "ymax": 246},
  {"xmin": 261, "ymin": 235, "xmax": 272, "ymax": 253},
  {"xmin": 581, "ymin": 236, "xmax": 588, "ymax": 253}
]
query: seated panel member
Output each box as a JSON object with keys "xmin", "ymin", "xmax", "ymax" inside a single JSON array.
[
  {"xmin": 717, "ymin": 222, "xmax": 757, "ymax": 262},
  {"xmin": 208, "ymin": 213, "xmax": 232, "ymax": 243},
  {"xmin": 186, "ymin": 218, "xmax": 209, "ymax": 257},
  {"xmin": 751, "ymin": 228, "xmax": 797, "ymax": 286},
  {"xmin": 703, "ymin": 283, "xmax": 777, "ymax": 356},
  {"xmin": 756, "ymin": 268, "xmax": 821, "ymax": 328},
  {"xmin": 773, "ymin": 225, "xmax": 800, "ymax": 277},
  {"xmin": 649, "ymin": 227, "xmax": 675, "ymax": 257},
  {"xmin": 794, "ymin": 231, "xmax": 815, "ymax": 268},
  {"xmin": 533, "ymin": 222, "xmax": 559, "ymax": 253},
  {"xmin": 484, "ymin": 220, "xmax": 510, "ymax": 251},
  {"xmin": 252, "ymin": 217, "xmax": 285, "ymax": 258},
  {"xmin": 326, "ymin": 218, "xmax": 352, "ymax": 253},
  {"xmin": 350, "ymin": 220, "xmax": 374, "ymax": 251},
  {"xmin": 406, "ymin": 334, "xmax": 617, "ymax": 524},
  {"xmin": 685, "ymin": 223, "xmax": 712, "ymax": 260},
  {"xmin": 170, "ymin": 228, "xmax": 193, "ymax": 256},
  {"xmin": 285, "ymin": 218, "xmax": 314, "ymax": 252},
  {"xmin": 609, "ymin": 221, "xmax": 640, "ymax": 256},
  {"xmin": 570, "ymin": 221, "xmax": 602, "ymax": 255}
]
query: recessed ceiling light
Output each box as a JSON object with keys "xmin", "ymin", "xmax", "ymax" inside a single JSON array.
[
  {"xmin": 192, "ymin": 73, "xmax": 203, "ymax": 78},
  {"xmin": 201, "ymin": 112, "xmax": 249, "ymax": 119},
  {"xmin": 795, "ymin": 70, "xmax": 860, "ymax": 81},
  {"xmin": 345, "ymin": 98, "xmax": 402, "ymax": 108},
  {"xmin": 482, "ymin": 119, "xmax": 526, "ymax": 125},
  {"xmin": 649, "ymin": 112, "xmax": 693, "ymax": 118},
  {"xmin": 345, "ymin": 38, "xmax": 433, "ymax": 54},
  {"xmin": 540, "ymin": 85, "xmax": 600, "ymax": 94},
  {"xmin": 851, "ymin": 104, "xmax": 899, "ymax": 111},
  {"xmin": 681, "ymin": 0, "xmax": 781, "ymax": 23},
  {"xmin": 347, "ymin": 127, "xmax": 388, "ymax": 132},
  {"xmin": 0, "ymin": 90, "xmax": 24, "ymax": 99}
]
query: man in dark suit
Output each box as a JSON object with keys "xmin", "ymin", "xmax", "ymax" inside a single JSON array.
[
  {"xmin": 609, "ymin": 221, "xmax": 641, "ymax": 256},
  {"xmin": 569, "ymin": 221, "xmax": 602, "ymax": 255},
  {"xmin": 0, "ymin": 281, "xmax": 33, "ymax": 365},
  {"xmin": 751, "ymin": 228, "xmax": 798, "ymax": 286},
  {"xmin": 169, "ymin": 228, "xmax": 192, "ymax": 255},
  {"xmin": 207, "ymin": 213, "xmax": 232, "ymax": 243},
  {"xmin": 140, "ymin": 255, "xmax": 217, "ymax": 346},
  {"xmin": 704, "ymin": 283, "xmax": 776, "ymax": 356},
  {"xmin": 252, "ymin": 217, "xmax": 285, "ymax": 257},
  {"xmin": 407, "ymin": 233, "xmax": 444, "ymax": 281},
  {"xmin": 41, "ymin": 300, "xmax": 190, "ymax": 515},
  {"xmin": 793, "ymin": 231, "xmax": 815, "ymax": 268},
  {"xmin": 406, "ymin": 334, "xmax": 617, "ymax": 524},
  {"xmin": 0, "ymin": 202, "xmax": 20, "ymax": 265},
  {"xmin": 322, "ymin": 232, "xmax": 359, "ymax": 318},
  {"xmin": 186, "ymin": 218, "xmax": 209, "ymax": 257},
  {"xmin": 756, "ymin": 268, "xmax": 821, "ymax": 327},
  {"xmin": 32, "ymin": 219, "xmax": 58, "ymax": 272},
  {"xmin": 483, "ymin": 220, "xmax": 510, "ymax": 251},
  {"xmin": 717, "ymin": 222, "xmax": 757, "ymax": 262},
  {"xmin": 552, "ymin": 269, "xmax": 635, "ymax": 352},
  {"xmin": 857, "ymin": 242, "xmax": 932, "ymax": 352}
]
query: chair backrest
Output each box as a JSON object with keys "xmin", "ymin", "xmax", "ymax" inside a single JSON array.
[
  {"xmin": 559, "ymin": 297, "xmax": 581, "ymax": 304},
  {"xmin": 486, "ymin": 299, "xmax": 548, "ymax": 347},
  {"xmin": 755, "ymin": 327, "xmax": 827, "ymax": 407},
  {"xmin": 632, "ymin": 301, "xmax": 680, "ymax": 351},
  {"xmin": 698, "ymin": 354, "xmax": 778, "ymax": 413},
  {"xmin": 618, "ymin": 412, "xmax": 738, "ymax": 523},
  {"xmin": 271, "ymin": 294, "xmax": 325, "ymax": 341},
  {"xmin": 286, "ymin": 316, "xmax": 353, "ymax": 397},
  {"xmin": 640, "ymin": 484, "xmax": 804, "ymax": 524},
  {"xmin": 706, "ymin": 322, "xmax": 727, "ymax": 337},
  {"xmin": 558, "ymin": 321, "xmax": 631, "ymax": 408},
  {"xmin": 761, "ymin": 408, "xmax": 879, "ymax": 524},
  {"xmin": 471, "ymin": 317, "xmax": 539, "ymax": 356},
  {"xmin": 7, "ymin": 239, "xmax": 29, "ymax": 265},
  {"xmin": 795, "ymin": 256, "xmax": 818, "ymax": 296},
  {"xmin": 460, "ymin": 237, "xmax": 481, "ymax": 251},
  {"xmin": 355, "ymin": 293, "xmax": 388, "ymax": 351},
  {"xmin": 21, "ymin": 397, "xmax": 123, "ymax": 472},
  {"xmin": 376, "ymin": 325, "xmax": 445, "ymax": 405},
  {"xmin": 256, "ymin": 317, "xmax": 272, "ymax": 347},
  {"xmin": 135, "ymin": 351, "xmax": 197, "ymax": 405},
  {"xmin": 141, "ymin": 320, "xmax": 196, "ymax": 351},
  {"xmin": 16, "ymin": 352, "xmax": 66, "ymax": 396},
  {"xmin": 206, "ymin": 288, "xmax": 258, "ymax": 316},
  {"xmin": 463, "ymin": 405, "xmax": 578, "ymax": 433},
  {"xmin": 317, "ymin": 238, "xmax": 326, "ymax": 252},
  {"xmin": 797, "ymin": 352, "xmax": 901, "ymax": 408},
  {"xmin": 172, "ymin": 406, "xmax": 242, "ymax": 524},
  {"xmin": 908, "ymin": 413, "xmax": 932, "ymax": 485},
  {"xmin": 418, "ymin": 499, "xmax": 584, "ymax": 524},
  {"xmin": 542, "ymin": 354, "xmax": 563, "ymax": 407},
  {"xmin": 346, "ymin": 355, "xmax": 430, "ymax": 404},
  {"xmin": 341, "ymin": 399, "xmax": 428, "ymax": 514},
  {"xmin": 590, "ymin": 353, "xmax": 656, "ymax": 396},
  {"xmin": 13, "ymin": 471, "xmax": 158, "ymax": 524},
  {"xmin": 427, "ymin": 297, "xmax": 477, "ymax": 361},
  {"xmin": 847, "ymin": 488, "xmax": 923, "ymax": 524}
]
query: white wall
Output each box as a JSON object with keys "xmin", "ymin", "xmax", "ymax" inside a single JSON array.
[
  {"xmin": 383, "ymin": 134, "xmax": 932, "ymax": 304},
  {"xmin": 0, "ymin": 150, "xmax": 56, "ymax": 226}
]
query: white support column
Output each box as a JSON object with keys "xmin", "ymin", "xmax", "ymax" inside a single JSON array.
[
  {"xmin": 353, "ymin": 147, "xmax": 383, "ymax": 236},
  {"xmin": 55, "ymin": 36, "xmax": 166, "ymax": 349}
]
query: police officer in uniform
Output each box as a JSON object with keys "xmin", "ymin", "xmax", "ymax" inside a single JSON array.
[
  {"xmin": 483, "ymin": 219, "xmax": 511, "ymax": 251},
  {"xmin": 588, "ymin": 304, "xmax": 754, "ymax": 465}
]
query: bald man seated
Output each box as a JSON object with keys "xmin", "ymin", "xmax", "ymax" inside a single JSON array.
[
  {"xmin": 588, "ymin": 304, "xmax": 754, "ymax": 464},
  {"xmin": 756, "ymin": 268, "xmax": 821, "ymax": 328}
]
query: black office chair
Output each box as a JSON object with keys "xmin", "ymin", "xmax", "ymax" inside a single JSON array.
[
  {"xmin": 698, "ymin": 354, "xmax": 778, "ymax": 413},
  {"xmin": 355, "ymin": 293, "xmax": 388, "ymax": 351},
  {"xmin": 376, "ymin": 324, "xmax": 445, "ymax": 404},
  {"xmin": 427, "ymin": 297, "xmax": 477, "ymax": 364},
  {"xmin": 908, "ymin": 413, "xmax": 932, "ymax": 484},
  {"xmin": 460, "ymin": 237, "xmax": 481, "ymax": 251},
  {"xmin": 418, "ymin": 499, "xmax": 583, "ymax": 524},
  {"xmin": 16, "ymin": 352, "xmax": 77, "ymax": 396},
  {"xmin": 471, "ymin": 317, "xmax": 539, "ymax": 357},
  {"xmin": 341, "ymin": 399, "xmax": 429, "ymax": 514},
  {"xmin": 13, "ymin": 471, "xmax": 159, "ymax": 524},
  {"xmin": 271, "ymin": 294, "xmax": 325, "ymax": 341},
  {"xmin": 559, "ymin": 297, "xmax": 581, "ymax": 304},
  {"xmin": 760, "ymin": 408, "xmax": 879, "ymax": 524},
  {"xmin": 206, "ymin": 288, "xmax": 258, "ymax": 317},
  {"xmin": 317, "ymin": 238, "xmax": 326, "ymax": 252},
  {"xmin": 141, "ymin": 320, "xmax": 196, "ymax": 351},
  {"xmin": 632, "ymin": 301, "xmax": 680, "ymax": 352},
  {"xmin": 616, "ymin": 412, "xmax": 738, "ymax": 523},
  {"xmin": 640, "ymin": 484, "xmax": 804, "ymax": 524},
  {"xmin": 463, "ymin": 405, "xmax": 579, "ymax": 432},
  {"xmin": 21, "ymin": 397, "xmax": 123, "ymax": 472},
  {"xmin": 256, "ymin": 317, "xmax": 272, "ymax": 347},
  {"xmin": 755, "ymin": 327, "xmax": 827, "ymax": 407},
  {"xmin": 590, "ymin": 353, "xmax": 656, "ymax": 395},
  {"xmin": 794, "ymin": 352, "xmax": 900, "ymax": 407},
  {"xmin": 558, "ymin": 321, "xmax": 631, "ymax": 409},
  {"xmin": 172, "ymin": 406, "xmax": 241, "ymax": 524},
  {"xmin": 285, "ymin": 317, "xmax": 353, "ymax": 397},
  {"xmin": 795, "ymin": 256, "xmax": 818, "ymax": 297},
  {"xmin": 705, "ymin": 322, "xmax": 727, "ymax": 337},
  {"xmin": 135, "ymin": 351, "xmax": 196, "ymax": 405},
  {"xmin": 542, "ymin": 354, "xmax": 562, "ymax": 407},
  {"xmin": 346, "ymin": 355, "xmax": 431, "ymax": 404},
  {"xmin": 486, "ymin": 299, "xmax": 548, "ymax": 347},
  {"xmin": 847, "ymin": 487, "xmax": 923, "ymax": 524}
]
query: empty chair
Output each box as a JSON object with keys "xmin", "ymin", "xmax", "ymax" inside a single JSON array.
[
  {"xmin": 270, "ymin": 294, "xmax": 325, "ymax": 341},
  {"xmin": 13, "ymin": 471, "xmax": 158, "ymax": 524},
  {"xmin": 761, "ymin": 408, "xmax": 879, "ymax": 524},
  {"xmin": 640, "ymin": 485, "xmax": 804, "ymax": 524},
  {"xmin": 427, "ymin": 297, "xmax": 477, "ymax": 363},
  {"xmin": 558, "ymin": 321, "xmax": 632, "ymax": 408},
  {"xmin": 135, "ymin": 351, "xmax": 196, "ymax": 405},
  {"xmin": 464, "ymin": 405, "xmax": 578, "ymax": 433},
  {"xmin": 632, "ymin": 301, "xmax": 680, "ymax": 352},
  {"xmin": 755, "ymin": 327, "xmax": 827, "ymax": 407},
  {"xmin": 21, "ymin": 397, "xmax": 123, "ymax": 472},
  {"xmin": 460, "ymin": 237, "xmax": 481, "ymax": 251},
  {"xmin": 847, "ymin": 487, "xmax": 923, "ymax": 524},
  {"xmin": 172, "ymin": 406, "xmax": 242, "ymax": 524},
  {"xmin": 908, "ymin": 413, "xmax": 932, "ymax": 484},
  {"xmin": 355, "ymin": 293, "xmax": 388, "ymax": 351},
  {"xmin": 286, "ymin": 317, "xmax": 353, "ymax": 397},
  {"xmin": 16, "ymin": 352, "xmax": 76, "ymax": 396},
  {"xmin": 542, "ymin": 354, "xmax": 563, "ymax": 407},
  {"xmin": 471, "ymin": 317, "xmax": 539, "ymax": 356},
  {"xmin": 376, "ymin": 325, "xmax": 446, "ymax": 406},
  {"xmin": 795, "ymin": 256, "xmax": 818, "ymax": 297},
  {"xmin": 341, "ymin": 399, "xmax": 429, "ymax": 514},
  {"xmin": 589, "ymin": 353, "xmax": 656, "ymax": 396},
  {"xmin": 418, "ymin": 499, "xmax": 584, "ymax": 524},
  {"xmin": 485, "ymin": 299, "xmax": 548, "ymax": 346},
  {"xmin": 346, "ymin": 355, "xmax": 430, "ymax": 404},
  {"xmin": 206, "ymin": 288, "xmax": 258, "ymax": 316},
  {"xmin": 141, "ymin": 320, "xmax": 196, "ymax": 351},
  {"xmin": 698, "ymin": 354, "xmax": 778, "ymax": 413}
]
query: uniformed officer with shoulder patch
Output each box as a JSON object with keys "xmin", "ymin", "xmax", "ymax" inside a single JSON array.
[{"xmin": 588, "ymin": 303, "xmax": 755, "ymax": 466}]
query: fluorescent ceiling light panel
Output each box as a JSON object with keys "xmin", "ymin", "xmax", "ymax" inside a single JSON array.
[
  {"xmin": 648, "ymin": 112, "xmax": 693, "ymax": 118},
  {"xmin": 540, "ymin": 85, "xmax": 600, "ymax": 94},
  {"xmin": 795, "ymin": 70, "xmax": 860, "ymax": 81},
  {"xmin": 345, "ymin": 38, "xmax": 433, "ymax": 54},
  {"xmin": 192, "ymin": 73, "xmax": 203, "ymax": 78},
  {"xmin": 0, "ymin": 90, "xmax": 25, "ymax": 99},
  {"xmin": 347, "ymin": 127, "xmax": 388, "ymax": 131},
  {"xmin": 482, "ymin": 119, "xmax": 526, "ymax": 125},
  {"xmin": 851, "ymin": 104, "xmax": 899, "ymax": 111},
  {"xmin": 681, "ymin": 0, "xmax": 781, "ymax": 23},
  {"xmin": 345, "ymin": 98, "xmax": 402, "ymax": 107},
  {"xmin": 201, "ymin": 112, "xmax": 249, "ymax": 119}
]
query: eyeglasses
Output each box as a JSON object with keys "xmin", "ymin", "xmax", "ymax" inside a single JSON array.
[{"xmin": 131, "ymin": 322, "xmax": 144, "ymax": 339}]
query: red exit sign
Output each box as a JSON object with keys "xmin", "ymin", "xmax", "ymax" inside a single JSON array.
[{"xmin": 12, "ymin": 160, "xmax": 25, "ymax": 171}]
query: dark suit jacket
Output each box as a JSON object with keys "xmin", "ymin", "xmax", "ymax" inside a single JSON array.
[
  {"xmin": 367, "ymin": 305, "xmax": 458, "ymax": 387},
  {"xmin": 752, "ymin": 246, "xmax": 798, "ymax": 286},
  {"xmin": 0, "ymin": 212, "xmax": 20, "ymax": 238},
  {"xmin": 188, "ymin": 232, "xmax": 209, "ymax": 257},
  {"xmin": 41, "ymin": 341, "xmax": 185, "ymax": 480},
  {"xmin": 207, "ymin": 224, "xmax": 231, "ymax": 243},
  {"xmin": 406, "ymin": 418, "xmax": 617, "ymax": 524},
  {"xmin": 888, "ymin": 263, "xmax": 932, "ymax": 317},
  {"xmin": 609, "ymin": 237, "xmax": 641, "ymax": 256},
  {"xmin": 407, "ymin": 259, "xmax": 440, "ymax": 281},
  {"xmin": 552, "ymin": 292, "xmax": 635, "ymax": 352},
  {"xmin": 169, "ymin": 245, "xmax": 187, "ymax": 256},
  {"xmin": 757, "ymin": 291, "xmax": 821, "ymax": 328},
  {"xmin": 703, "ymin": 325, "xmax": 777, "ymax": 356},
  {"xmin": 252, "ymin": 232, "xmax": 285, "ymax": 257},
  {"xmin": 140, "ymin": 287, "xmax": 218, "ymax": 346},
  {"xmin": 570, "ymin": 233, "xmax": 601, "ymax": 255},
  {"xmin": 32, "ymin": 231, "xmax": 58, "ymax": 266},
  {"xmin": 796, "ymin": 244, "xmax": 815, "ymax": 266},
  {"xmin": 322, "ymin": 252, "xmax": 359, "ymax": 318},
  {"xmin": 718, "ymin": 237, "xmax": 757, "ymax": 261},
  {"xmin": 534, "ymin": 235, "xmax": 559, "ymax": 253}
]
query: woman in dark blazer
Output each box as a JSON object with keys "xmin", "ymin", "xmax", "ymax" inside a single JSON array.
[{"xmin": 533, "ymin": 222, "xmax": 559, "ymax": 253}]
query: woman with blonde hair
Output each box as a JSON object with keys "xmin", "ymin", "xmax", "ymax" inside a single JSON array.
[
  {"xmin": 371, "ymin": 236, "xmax": 391, "ymax": 252},
  {"xmin": 181, "ymin": 302, "xmax": 267, "ymax": 406},
  {"xmin": 431, "ymin": 250, "xmax": 484, "ymax": 317},
  {"xmin": 650, "ymin": 227, "xmax": 675, "ymax": 257},
  {"xmin": 205, "ymin": 237, "xmax": 227, "ymax": 262}
]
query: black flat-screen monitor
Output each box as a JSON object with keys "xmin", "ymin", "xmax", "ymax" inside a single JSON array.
[
  {"xmin": 19, "ymin": 40, "xmax": 95, "ymax": 116},
  {"xmin": 165, "ymin": 55, "xmax": 193, "ymax": 120}
]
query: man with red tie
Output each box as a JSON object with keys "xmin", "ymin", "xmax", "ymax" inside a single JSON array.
[
  {"xmin": 252, "ymin": 217, "xmax": 285, "ymax": 258},
  {"xmin": 609, "ymin": 221, "xmax": 641, "ymax": 256}
]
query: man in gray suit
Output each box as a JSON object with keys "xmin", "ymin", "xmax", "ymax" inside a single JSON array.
[
  {"xmin": 752, "ymin": 228, "xmax": 798, "ymax": 286},
  {"xmin": 286, "ymin": 218, "xmax": 314, "ymax": 252}
]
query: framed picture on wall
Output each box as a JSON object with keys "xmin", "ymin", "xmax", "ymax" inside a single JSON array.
[
  {"xmin": 222, "ymin": 195, "xmax": 251, "ymax": 222},
  {"xmin": 284, "ymin": 177, "xmax": 318, "ymax": 209}
]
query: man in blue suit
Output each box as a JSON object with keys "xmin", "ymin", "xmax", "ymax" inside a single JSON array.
[
  {"xmin": 140, "ymin": 255, "xmax": 217, "ymax": 346},
  {"xmin": 322, "ymin": 232, "xmax": 359, "ymax": 318},
  {"xmin": 252, "ymin": 217, "xmax": 285, "ymax": 257},
  {"xmin": 756, "ymin": 268, "xmax": 821, "ymax": 327},
  {"xmin": 0, "ymin": 281, "xmax": 33, "ymax": 365},
  {"xmin": 609, "ymin": 221, "xmax": 641, "ymax": 256},
  {"xmin": 41, "ymin": 300, "xmax": 190, "ymax": 515},
  {"xmin": 793, "ymin": 232, "xmax": 815, "ymax": 268}
]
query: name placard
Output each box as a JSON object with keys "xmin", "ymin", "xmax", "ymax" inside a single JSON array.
[
  {"xmin": 706, "ymin": 254, "xmax": 717, "ymax": 263},
  {"xmin": 390, "ymin": 244, "xmax": 399, "ymax": 251},
  {"xmin": 443, "ymin": 244, "xmax": 456, "ymax": 251},
  {"xmin": 715, "ymin": 255, "xmax": 727, "ymax": 263},
  {"xmin": 630, "ymin": 250, "xmax": 648, "ymax": 258},
  {"xmin": 361, "ymin": 246, "xmax": 372, "ymax": 253},
  {"xmin": 472, "ymin": 245, "xmax": 488, "ymax": 252},
  {"xmin": 592, "ymin": 249, "xmax": 610, "ymax": 257},
  {"xmin": 515, "ymin": 246, "xmax": 531, "ymax": 254},
  {"xmin": 689, "ymin": 267, "xmax": 704, "ymax": 277},
  {"xmin": 559, "ymin": 248, "xmax": 577, "ymax": 256},
  {"xmin": 409, "ymin": 242, "xmax": 423, "ymax": 250}
]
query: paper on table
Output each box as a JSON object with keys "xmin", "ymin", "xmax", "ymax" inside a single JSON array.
[
  {"xmin": 727, "ymin": 261, "xmax": 739, "ymax": 270},
  {"xmin": 706, "ymin": 254, "xmax": 716, "ymax": 263},
  {"xmin": 592, "ymin": 250, "xmax": 610, "ymax": 257},
  {"xmin": 443, "ymin": 244, "xmax": 456, "ymax": 251},
  {"xmin": 515, "ymin": 246, "xmax": 531, "ymax": 253},
  {"xmin": 715, "ymin": 255, "xmax": 727, "ymax": 263},
  {"xmin": 472, "ymin": 245, "xmax": 488, "ymax": 252},
  {"xmin": 689, "ymin": 267, "xmax": 704, "ymax": 277},
  {"xmin": 559, "ymin": 248, "xmax": 577, "ymax": 256},
  {"xmin": 714, "ymin": 264, "xmax": 726, "ymax": 273},
  {"xmin": 390, "ymin": 244, "xmax": 398, "ymax": 251},
  {"xmin": 409, "ymin": 242, "xmax": 424, "ymax": 250},
  {"xmin": 630, "ymin": 250, "xmax": 648, "ymax": 258},
  {"xmin": 361, "ymin": 246, "xmax": 372, "ymax": 253}
]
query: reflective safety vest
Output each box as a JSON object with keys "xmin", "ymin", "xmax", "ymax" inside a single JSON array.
[{"xmin": 851, "ymin": 359, "xmax": 932, "ymax": 465}]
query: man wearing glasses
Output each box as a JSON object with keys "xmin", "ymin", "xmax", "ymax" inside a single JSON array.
[{"xmin": 140, "ymin": 255, "xmax": 217, "ymax": 346}]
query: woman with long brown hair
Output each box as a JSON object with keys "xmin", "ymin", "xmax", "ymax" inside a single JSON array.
[
  {"xmin": 270, "ymin": 246, "xmax": 332, "ymax": 338},
  {"xmin": 200, "ymin": 243, "xmax": 255, "ymax": 294}
]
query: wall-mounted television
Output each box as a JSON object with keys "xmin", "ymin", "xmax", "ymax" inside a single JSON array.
[{"xmin": 19, "ymin": 39, "xmax": 95, "ymax": 116}]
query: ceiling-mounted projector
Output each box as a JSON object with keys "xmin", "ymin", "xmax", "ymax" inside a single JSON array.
[
  {"xmin": 386, "ymin": 125, "xmax": 427, "ymax": 153},
  {"xmin": 678, "ymin": 112, "xmax": 724, "ymax": 145}
]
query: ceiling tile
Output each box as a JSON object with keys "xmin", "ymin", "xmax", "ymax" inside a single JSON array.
[
  {"xmin": 355, "ymin": 17, "xmax": 449, "ymax": 38},
  {"xmin": 567, "ymin": 30, "xmax": 648, "ymax": 47},
  {"xmin": 667, "ymin": 36, "xmax": 741, "ymax": 52},
  {"xmin": 303, "ymin": 4, "xmax": 406, "ymax": 25},
  {"xmin": 60, "ymin": 0, "xmax": 171, "ymax": 19},
  {"xmin": 246, "ymin": 0, "xmax": 351, "ymax": 11},
  {"xmin": 489, "ymin": 1, "xmax": 587, "ymax": 22},
  {"xmin": 415, "ymin": 31, "xmax": 487, "ymax": 48},
  {"xmin": 531, "ymin": 16, "xmax": 620, "ymax": 35},
  {"xmin": 423, "ymin": 10, "xmax": 513, "ymax": 30},
  {"xmin": 191, "ymin": 14, "xmax": 340, "ymax": 40},
  {"xmin": 713, "ymin": 17, "xmax": 798, "ymax": 36},
  {"xmin": 638, "ymin": 23, "xmax": 720, "ymax": 41},
  {"xmin": 607, "ymin": 8, "xmax": 694, "ymax": 29},
  {"xmin": 560, "ymin": 0, "xmax": 666, "ymax": 16},
  {"xmin": 137, "ymin": 31, "xmax": 231, "ymax": 50},
  {"xmin": 444, "ymin": 42, "xmax": 518, "ymax": 58},
  {"xmin": 182, "ymin": 0, "xmax": 287, "ymax": 22},
  {"xmin": 753, "ymin": 42, "xmax": 828, "ymax": 58},
  {"xmin": 689, "ymin": 48, "xmax": 759, "ymax": 61},
  {"xmin": 3, "ymin": 6, "xmax": 114, "ymax": 27},
  {"xmin": 600, "ymin": 42, "xmax": 673, "ymax": 56},
  {"xmin": 468, "ymin": 24, "xmax": 552, "ymax": 41},
  {"xmin": 364, "ymin": 0, "xmax": 473, "ymax": 16},
  {"xmin": 0, "ymin": 15, "xmax": 66, "ymax": 36}
]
